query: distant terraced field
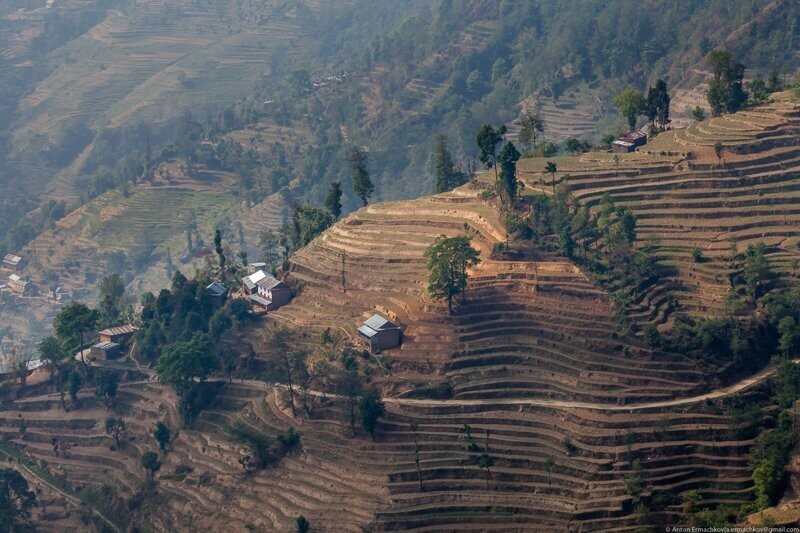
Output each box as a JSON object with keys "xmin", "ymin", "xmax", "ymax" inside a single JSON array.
[{"xmin": 518, "ymin": 92, "xmax": 800, "ymax": 326}]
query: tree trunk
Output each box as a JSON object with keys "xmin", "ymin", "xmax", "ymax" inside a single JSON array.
[{"xmin": 447, "ymin": 294, "xmax": 453, "ymax": 315}]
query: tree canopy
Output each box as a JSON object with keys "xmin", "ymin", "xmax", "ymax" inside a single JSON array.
[
  {"xmin": 707, "ymin": 49, "xmax": 747, "ymax": 116},
  {"xmin": 349, "ymin": 146, "xmax": 374, "ymax": 206},
  {"xmin": 424, "ymin": 235, "xmax": 481, "ymax": 314},
  {"xmin": 0, "ymin": 469, "xmax": 36, "ymax": 532},
  {"xmin": 613, "ymin": 87, "xmax": 646, "ymax": 131}
]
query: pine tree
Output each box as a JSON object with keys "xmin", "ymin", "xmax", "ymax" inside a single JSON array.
[
  {"xmin": 349, "ymin": 146, "xmax": 374, "ymax": 206},
  {"xmin": 324, "ymin": 181, "xmax": 343, "ymax": 219}
]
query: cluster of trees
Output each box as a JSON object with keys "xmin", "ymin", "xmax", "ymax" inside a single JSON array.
[
  {"xmin": 613, "ymin": 79, "xmax": 670, "ymax": 132},
  {"xmin": 142, "ymin": 271, "xmax": 252, "ymax": 422},
  {"xmin": 263, "ymin": 326, "xmax": 385, "ymax": 438},
  {"xmin": 706, "ymin": 50, "xmax": 747, "ymax": 116},
  {"xmin": 0, "ymin": 468, "xmax": 36, "ymax": 531}
]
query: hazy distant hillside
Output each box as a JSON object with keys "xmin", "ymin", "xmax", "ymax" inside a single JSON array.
[{"xmin": 1, "ymin": 0, "xmax": 799, "ymax": 294}]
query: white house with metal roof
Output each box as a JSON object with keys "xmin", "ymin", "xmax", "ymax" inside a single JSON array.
[{"xmin": 242, "ymin": 270, "xmax": 292, "ymax": 311}]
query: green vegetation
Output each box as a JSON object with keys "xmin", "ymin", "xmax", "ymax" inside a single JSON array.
[
  {"xmin": 350, "ymin": 146, "xmax": 375, "ymax": 206},
  {"xmin": 360, "ymin": 388, "xmax": 385, "ymax": 437},
  {"xmin": 153, "ymin": 422, "xmax": 171, "ymax": 452},
  {"xmin": 424, "ymin": 235, "xmax": 481, "ymax": 314},
  {"xmin": 707, "ymin": 49, "xmax": 748, "ymax": 116},
  {"xmin": 140, "ymin": 451, "xmax": 161, "ymax": 477},
  {"xmin": 0, "ymin": 468, "xmax": 36, "ymax": 532},
  {"xmin": 613, "ymin": 87, "xmax": 646, "ymax": 132}
]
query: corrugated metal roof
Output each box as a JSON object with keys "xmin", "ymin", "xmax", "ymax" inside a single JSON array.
[
  {"xmin": 99, "ymin": 325, "xmax": 138, "ymax": 337},
  {"xmin": 206, "ymin": 281, "xmax": 227, "ymax": 297},
  {"xmin": 3, "ymin": 254, "xmax": 22, "ymax": 264},
  {"xmin": 357, "ymin": 325, "xmax": 378, "ymax": 338},
  {"xmin": 249, "ymin": 294, "xmax": 272, "ymax": 306},
  {"xmin": 92, "ymin": 341, "xmax": 120, "ymax": 350},
  {"xmin": 255, "ymin": 275, "xmax": 286, "ymax": 290},
  {"xmin": 364, "ymin": 314, "xmax": 400, "ymax": 331}
]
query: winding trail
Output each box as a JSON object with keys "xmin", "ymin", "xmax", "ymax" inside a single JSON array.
[
  {"xmin": 387, "ymin": 360, "xmax": 785, "ymax": 411},
  {"xmin": 98, "ymin": 359, "xmax": 792, "ymax": 413},
  {"xmin": 96, "ymin": 356, "xmax": 795, "ymax": 414}
]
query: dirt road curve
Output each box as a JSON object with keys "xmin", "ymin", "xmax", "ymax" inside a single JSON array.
[{"xmin": 387, "ymin": 361, "xmax": 789, "ymax": 411}]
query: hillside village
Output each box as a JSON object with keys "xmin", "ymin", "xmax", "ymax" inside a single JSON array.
[
  {"xmin": 3, "ymin": 2, "xmax": 800, "ymax": 531},
  {"xmin": 1, "ymin": 71, "xmax": 800, "ymax": 529}
]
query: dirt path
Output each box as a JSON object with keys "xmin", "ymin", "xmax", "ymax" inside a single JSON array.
[
  {"xmin": 219, "ymin": 359, "xmax": 791, "ymax": 413},
  {"xmin": 387, "ymin": 361, "xmax": 785, "ymax": 411},
  {"xmin": 97, "ymin": 357, "xmax": 790, "ymax": 414}
]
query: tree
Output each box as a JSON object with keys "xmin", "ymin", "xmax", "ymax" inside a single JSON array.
[
  {"xmin": 476, "ymin": 124, "xmax": 507, "ymax": 183},
  {"xmin": 518, "ymin": 110, "xmax": 545, "ymax": 151},
  {"xmin": 360, "ymin": 387, "xmax": 385, "ymax": 437},
  {"xmin": 336, "ymin": 362, "xmax": 362, "ymax": 436},
  {"xmin": 105, "ymin": 417, "xmax": 126, "ymax": 448},
  {"xmin": 614, "ymin": 87, "xmax": 646, "ymax": 131},
  {"xmin": 140, "ymin": 451, "xmax": 161, "ymax": 477},
  {"xmin": 350, "ymin": 146, "xmax": 374, "ymax": 206},
  {"xmin": 54, "ymin": 301, "xmax": 100, "ymax": 362},
  {"xmin": 68, "ymin": 369, "xmax": 82, "ymax": 403},
  {"xmin": 296, "ymin": 515, "xmax": 310, "ymax": 533},
  {"xmin": 214, "ymin": 229, "xmax": 226, "ymax": 271},
  {"xmin": 257, "ymin": 229, "xmax": 281, "ymax": 269},
  {"xmin": 707, "ymin": 49, "xmax": 747, "ymax": 115},
  {"xmin": 38, "ymin": 336, "xmax": 66, "ymax": 376},
  {"xmin": 424, "ymin": 235, "xmax": 481, "ymax": 314},
  {"xmin": 713, "ymin": 141, "xmax": 724, "ymax": 166},
  {"xmin": 95, "ymin": 369, "xmax": 119, "ymax": 407},
  {"xmin": 155, "ymin": 333, "xmax": 220, "ymax": 417},
  {"xmin": 264, "ymin": 327, "xmax": 306, "ymax": 417},
  {"xmin": 645, "ymin": 79, "xmax": 670, "ymax": 128},
  {"xmin": 98, "ymin": 274, "xmax": 126, "ymax": 326},
  {"xmin": 692, "ymin": 106, "xmax": 706, "ymax": 122},
  {"xmin": 545, "ymin": 161, "xmax": 558, "ymax": 194},
  {"xmin": 433, "ymin": 134, "xmax": 464, "ymax": 193},
  {"xmin": 324, "ymin": 181, "xmax": 343, "ymax": 219},
  {"xmin": 742, "ymin": 242, "xmax": 769, "ymax": 301},
  {"xmin": 154, "ymin": 421, "xmax": 171, "ymax": 452},
  {"xmin": 0, "ymin": 468, "xmax": 36, "ymax": 531},
  {"xmin": 498, "ymin": 142, "xmax": 521, "ymax": 204}
]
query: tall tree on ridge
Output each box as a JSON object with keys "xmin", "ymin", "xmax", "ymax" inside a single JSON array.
[
  {"xmin": 476, "ymin": 124, "xmax": 507, "ymax": 184},
  {"xmin": 646, "ymin": 79, "xmax": 670, "ymax": 129},
  {"xmin": 350, "ymin": 146, "xmax": 374, "ymax": 206},
  {"xmin": 324, "ymin": 181, "xmax": 343, "ymax": 219}
]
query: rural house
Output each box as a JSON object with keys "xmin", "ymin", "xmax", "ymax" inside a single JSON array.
[
  {"xmin": 2, "ymin": 254, "xmax": 26, "ymax": 271},
  {"xmin": 6, "ymin": 274, "xmax": 31, "ymax": 296},
  {"xmin": 90, "ymin": 341, "xmax": 121, "ymax": 360},
  {"xmin": 611, "ymin": 131, "xmax": 647, "ymax": 153},
  {"xmin": 205, "ymin": 281, "xmax": 228, "ymax": 300},
  {"xmin": 357, "ymin": 314, "xmax": 403, "ymax": 352},
  {"xmin": 99, "ymin": 324, "xmax": 139, "ymax": 345},
  {"xmin": 242, "ymin": 270, "xmax": 292, "ymax": 311}
]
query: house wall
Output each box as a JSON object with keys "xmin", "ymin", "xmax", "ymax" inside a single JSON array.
[
  {"xmin": 269, "ymin": 288, "xmax": 293, "ymax": 307},
  {"xmin": 374, "ymin": 329, "xmax": 402, "ymax": 351}
]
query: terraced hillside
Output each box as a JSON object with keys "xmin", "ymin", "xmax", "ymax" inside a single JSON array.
[
  {"xmin": 7, "ymin": 96, "xmax": 800, "ymax": 531},
  {"xmin": 519, "ymin": 92, "xmax": 800, "ymax": 327},
  {"xmin": 0, "ymin": 178, "xmax": 770, "ymax": 531},
  {"xmin": 2, "ymin": 164, "xmax": 288, "ymax": 344}
]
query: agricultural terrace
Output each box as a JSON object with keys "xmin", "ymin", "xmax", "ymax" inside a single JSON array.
[{"xmin": 519, "ymin": 92, "xmax": 800, "ymax": 326}]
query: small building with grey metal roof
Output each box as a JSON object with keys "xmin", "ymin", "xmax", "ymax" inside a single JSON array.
[{"xmin": 357, "ymin": 314, "xmax": 402, "ymax": 352}]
